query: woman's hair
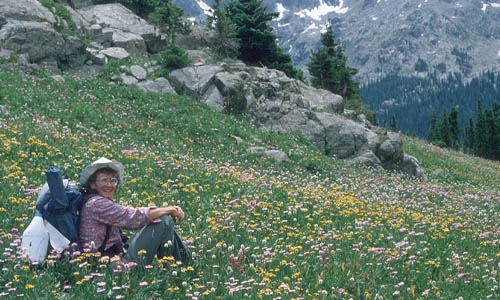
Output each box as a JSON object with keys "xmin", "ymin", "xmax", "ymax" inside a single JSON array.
[{"xmin": 86, "ymin": 167, "xmax": 120, "ymax": 187}]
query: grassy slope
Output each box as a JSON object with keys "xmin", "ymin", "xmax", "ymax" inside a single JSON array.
[{"xmin": 0, "ymin": 65, "xmax": 499, "ymax": 299}]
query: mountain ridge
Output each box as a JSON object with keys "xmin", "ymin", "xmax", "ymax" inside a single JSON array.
[{"xmin": 174, "ymin": 0, "xmax": 500, "ymax": 83}]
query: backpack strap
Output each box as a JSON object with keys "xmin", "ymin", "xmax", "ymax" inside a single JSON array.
[
  {"xmin": 79, "ymin": 192, "xmax": 117, "ymax": 255},
  {"xmin": 97, "ymin": 224, "xmax": 112, "ymax": 253}
]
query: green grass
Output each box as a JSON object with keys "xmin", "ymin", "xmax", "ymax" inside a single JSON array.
[{"xmin": 0, "ymin": 64, "xmax": 499, "ymax": 299}]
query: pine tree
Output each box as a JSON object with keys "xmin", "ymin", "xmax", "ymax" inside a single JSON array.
[
  {"xmin": 484, "ymin": 110, "xmax": 497, "ymax": 159},
  {"xmin": 414, "ymin": 57, "xmax": 428, "ymax": 72},
  {"xmin": 225, "ymin": 0, "xmax": 303, "ymax": 80},
  {"xmin": 448, "ymin": 107, "xmax": 460, "ymax": 149},
  {"xmin": 439, "ymin": 110, "xmax": 451, "ymax": 147},
  {"xmin": 307, "ymin": 23, "xmax": 359, "ymax": 100},
  {"xmin": 427, "ymin": 111, "xmax": 438, "ymax": 143},
  {"xmin": 463, "ymin": 118, "xmax": 475, "ymax": 154},
  {"xmin": 474, "ymin": 101, "xmax": 487, "ymax": 157},
  {"xmin": 206, "ymin": 0, "xmax": 239, "ymax": 59},
  {"xmin": 389, "ymin": 115, "xmax": 398, "ymax": 132},
  {"xmin": 492, "ymin": 102, "xmax": 500, "ymax": 160},
  {"xmin": 149, "ymin": 1, "xmax": 190, "ymax": 44}
]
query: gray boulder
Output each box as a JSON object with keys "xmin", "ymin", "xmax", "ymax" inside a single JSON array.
[
  {"xmin": 377, "ymin": 132, "xmax": 404, "ymax": 166},
  {"xmin": 120, "ymin": 73, "xmax": 138, "ymax": 85},
  {"xmin": 401, "ymin": 154, "xmax": 427, "ymax": 180},
  {"xmin": 201, "ymin": 84, "xmax": 225, "ymax": 111},
  {"xmin": 60, "ymin": 34, "xmax": 88, "ymax": 68},
  {"xmin": 169, "ymin": 63, "xmax": 343, "ymax": 115},
  {"xmin": 130, "ymin": 65, "xmax": 147, "ymax": 80},
  {"xmin": 0, "ymin": 0, "xmax": 86, "ymax": 69},
  {"xmin": 86, "ymin": 48, "xmax": 106, "ymax": 65},
  {"xmin": 0, "ymin": 0, "xmax": 55, "ymax": 23},
  {"xmin": 258, "ymin": 109, "xmax": 380, "ymax": 163},
  {"xmin": 213, "ymin": 71, "xmax": 253, "ymax": 113},
  {"xmin": 0, "ymin": 0, "xmax": 161, "ymax": 71},
  {"xmin": 264, "ymin": 149, "xmax": 290, "ymax": 163},
  {"xmin": 1, "ymin": 20, "xmax": 62, "ymax": 62},
  {"xmin": 249, "ymin": 147, "xmax": 289, "ymax": 163},
  {"xmin": 137, "ymin": 78, "xmax": 177, "ymax": 95},
  {"xmin": 72, "ymin": 4, "xmax": 164, "ymax": 54},
  {"xmin": 346, "ymin": 150, "xmax": 383, "ymax": 169},
  {"xmin": 100, "ymin": 47, "xmax": 130, "ymax": 60},
  {"xmin": 67, "ymin": 0, "xmax": 94, "ymax": 9},
  {"xmin": 317, "ymin": 112, "xmax": 379, "ymax": 159},
  {"xmin": 375, "ymin": 132, "xmax": 427, "ymax": 180},
  {"xmin": 169, "ymin": 65, "xmax": 224, "ymax": 99}
]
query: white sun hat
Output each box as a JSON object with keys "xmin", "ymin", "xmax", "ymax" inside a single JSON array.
[{"xmin": 80, "ymin": 157, "xmax": 124, "ymax": 186}]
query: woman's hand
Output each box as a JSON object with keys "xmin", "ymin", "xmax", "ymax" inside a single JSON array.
[
  {"xmin": 171, "ymin": 206, "xmax": 184, "ymax": 225},
  {"xmin": 149, "ymin": 206, "xmax": 185, "ymax": 224}
]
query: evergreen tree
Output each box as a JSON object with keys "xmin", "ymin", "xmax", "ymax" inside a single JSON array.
[
  {"xmin": 414, "ymin": 57, "xmax": 428, "ymax": 72},
  {"xmin": 206, "ymin": 0, "xmax": 239, "ymax": 59},
  {"xmin": 225, "ymin": 0, "xmax": 303, "ymax": 80},
  {"xmin": 149, "ymin": 1, "xmax": 190, "ymax": 44},
  {"xmin": 308, "ymin": 24, "xmax": 338, "ymax": 91},
  {"xmin": 389, "ymin": 115, "xmax": 398, "ymax": 132},
  {"xmin": 448, "ymin": 107, "xmax": 460, "ymax": 149},
  {"xmin": 427, "ymin": 111, "xmax": 438, "ymax": 143},
  {"xmin": 474, "ymin": 101, "xmax": 487, "ymax": 157},
  {"xmin": 157, "ymin": 45, "xmax": 192, "ymax": 75},
  {"xmin": 466, "ymin": 101, "xmax": 500, "ymax": 160},
  {"xmin": 463, "ymin": 118, "xmax": 475, "ymax": 154},
  {"xmin": 439, "ymin": 110, "xmax": 451, "ymax": 147},
  {"xmin": 427, "ymin": 108, "xmax": 460, "ymax": 148},
  {"xmin": 307, "ymin": 23, "xmax": 359, "ymax": 100},
  {"xmin": 483, "ymin": 110, "xmax": 497, "ymax": 159},
  {"xmin": 492, "ymin": 102, "xmax": 500, "ymax": 160}
]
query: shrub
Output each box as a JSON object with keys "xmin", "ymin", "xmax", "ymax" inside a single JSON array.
[{"xmin": 156, "ymin": 45, "xmax": 192, "ymax": 77}]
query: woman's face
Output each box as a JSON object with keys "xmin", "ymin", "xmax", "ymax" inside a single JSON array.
[{"xmin": 89, "ymin": 170, "xmax": 119, "ymax": 199}]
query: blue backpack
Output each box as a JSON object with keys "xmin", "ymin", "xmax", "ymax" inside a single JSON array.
[{"xmin": 35, "ymin": 165, "xmax": 82, "ymax": 245}]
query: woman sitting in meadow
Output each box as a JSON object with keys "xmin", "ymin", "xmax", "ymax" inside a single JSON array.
[{"xmin": 78, "ymin": 157, "xmax": 190, "ymax": 266}]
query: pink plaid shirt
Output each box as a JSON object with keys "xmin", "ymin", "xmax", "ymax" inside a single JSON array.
[{"xmin": 78, "ymin": 195, "xmax": 156, "ymax": 252}]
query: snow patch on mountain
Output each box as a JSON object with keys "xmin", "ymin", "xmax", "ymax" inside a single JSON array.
[
  {"xmin": 482, "ymin": 2, "xmax": 500, "ymax": 11},
  {"xmin": 197, "ymin": 0, "xmax": 212, "ymax": 15},
  {"xmin": 303, "ymin": 22, "xmax": 319, "ymax": 34},
  {"xmin": 294, "ymin": 0, "xmax": 349, "ymax": 21},
  {"xmin": 417, "ymin": 0, "xmax": 429, "ymax": 9},
  {"xmin": 276, "ymin": 3, "xmax": 287, "ymax": 21}
]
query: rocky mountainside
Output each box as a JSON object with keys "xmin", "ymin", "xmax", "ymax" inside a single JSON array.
[{"xmin": 175, "ymin": 0, "xmax": 500, "ymax": 83}]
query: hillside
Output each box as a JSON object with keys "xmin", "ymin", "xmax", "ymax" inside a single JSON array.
[
  {"xmin": 0, "ymin": 63, "xmax": 499, "ymax": 299},
  {"xmin": 361, "ymin": 71, "xmax": 500, "ymax": 138}
]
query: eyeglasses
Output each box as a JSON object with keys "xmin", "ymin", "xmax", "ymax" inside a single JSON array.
[{"xmin": 95, "ymin": 177, "xmax": 119, "ymax": 186}]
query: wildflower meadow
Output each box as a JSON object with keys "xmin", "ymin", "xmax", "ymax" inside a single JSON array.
[{"xmin": 0, "ymin": 62, "xmax": 499, "ymax": 299}]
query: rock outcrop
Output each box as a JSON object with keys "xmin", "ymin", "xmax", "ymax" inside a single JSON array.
[
  {"xmin": 0, "ymin": 0, "xmax": 86, "ymax": 69},
  {"xmin": 169, "ymin": 62, "xmax": 427, "ymax": 179},
  {"xmin": 0, "ymin": 0, "xmax": 163, "ymax": 72},
  {"xmin": 69, "ymin": 3, "xmax": 164, "ymax": 54}
]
